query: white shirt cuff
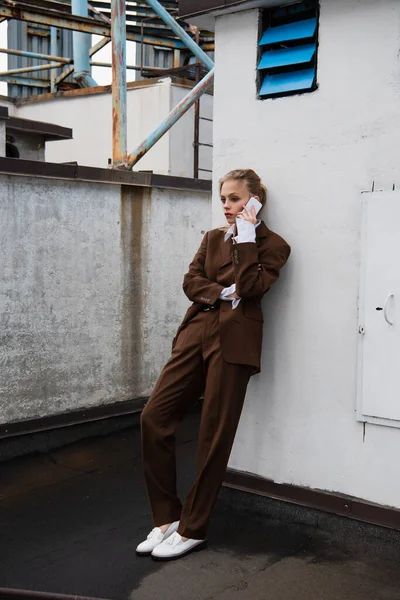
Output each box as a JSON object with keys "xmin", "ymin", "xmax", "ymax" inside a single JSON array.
[
  {"xmin": 220, "ymin": 283, "xmax": 236, "ymax": 300},
  {"xmin": 234, "ymin": 218, "xmax": 256, "ymax": 243},
  {"xmin": 232, "ymin": 298, "xmax": 241, "ymax": 309},
  {"xmin": 219, "ymin": 284, "xmax": 241, "ymax": 309}
]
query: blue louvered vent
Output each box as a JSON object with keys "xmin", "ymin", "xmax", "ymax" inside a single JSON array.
[{"xmin": 258, "ymin": 1, "xmax": 319, "ymax": 99}]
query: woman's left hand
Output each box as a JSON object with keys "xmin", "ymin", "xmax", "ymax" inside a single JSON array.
[{"xmin": 237, "ymin": 204, "xmax": 257, "ymax": 225}]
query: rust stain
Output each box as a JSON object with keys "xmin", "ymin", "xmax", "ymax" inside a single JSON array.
[
  {"xmin": 15, "ymin": 78, "xmax": 166, "ymax": 107},
  {"xmin": 120, "ymin": 185, "xmax": 150, "ymax": 393}
]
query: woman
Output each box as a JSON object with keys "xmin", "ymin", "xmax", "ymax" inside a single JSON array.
[{"xmin": 136, "ymin": 169, "xmax": 291, "ymax": 561}]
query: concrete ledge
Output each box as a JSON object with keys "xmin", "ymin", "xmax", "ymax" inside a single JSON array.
[
  {"xmin": 0, "ymin": 400, "xmax": 203, "ymax": 463},
  {"xmin": 0, "ymin": 106, "xmax": 73, "ymax": 141},
  {"xmin": 0, "ymin": 157, "xmax": 212, "ymax": 192},
  {"xmin": 0, "ymin": 398, "xmax": 147, "ymax": 463},
  {"xmin": 0, "ymin": 397, "xmax": 147, "ymax": 440}
]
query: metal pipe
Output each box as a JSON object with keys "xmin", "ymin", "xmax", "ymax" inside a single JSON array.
[
  {"xmin": 50, "ymin": 27, "xmax": 58, "ymax": 92},
  {"xmin": 0, "ymin": 75, "xmax": 50, "ymax": 87},
  {"xmin": 72, "ymin": 0, "xmax": 98, "ymax": 87},
  {"xmin": 90, "ymin": 62, "xmax": 166, "ymax": 72},
  {"xmin": 173, "ymin": 49, "xmax": 180, "ymax": 68},
  {"xmin": 125, "ymin": 68, "xmax": 215, "ymax": 170},
  {"xmin": 0, "ymin": 6, "xmax": 187, "ymax": 48},
  {"xmin": 111, "ymin": 0, "xmax": 127, "ymax": 165},
  {"xmin": 87, "ymin": 1, "xmax": 111, "ymax": 24},
  {"xmin": 54, "ymin": 66, "xmax": 73, "ymax": 85},
  {"xmin": 90, "ymin": 61, "xmax": 140, "ymax": 70},
  {"xmin": 0, "ymin": 47, "xmax": 70, "ymax": 64},
  {"xmin": 54, "ymin": 37, "xmax": 111, "ymax": 87},
  {"xmin": 0, "ymin": 587, "xmax": 112, "ymax": 600},
  {"xmin": 90, "ymin": 36, "xmax": 111, "ymax": 55},
  {"xmin": 0, "ymin": 61, "xmax": 66, "ymax": 76},
  {"xmin": 193, "ymin": 29, "xmax": 200, "ymax": 179},
  {"xmin": 143, "ymin": 0, "xmax": 214, "ymax": 70}
]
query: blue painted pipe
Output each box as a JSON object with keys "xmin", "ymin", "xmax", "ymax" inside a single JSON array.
[
  {"xmin": 71, "ymin": 0, "xmax": 98, "ymax": 87},
  {"xmin": 111, "ymin": 0, "xmax": 127, "ymax": 164},
  {"xmin": 50, "ymin": 27, "xmax": 58, "ymax": 91},
  {"xmin": 144, "ymin": 0, "xmax": 214, "ymax": 70},
  {"xmin": 126, "ymin": 68, "xmax": 215, "ymax": 170}
]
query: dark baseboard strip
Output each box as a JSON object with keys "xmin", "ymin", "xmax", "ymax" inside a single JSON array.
[
  {"xmin": 0, "ymin": 587, "xmax": 111, "ymax": 600},
  {"xmin": 224, "ymin": 469, "xmax": 400, "ymax": 532},
  {"xmin": 0, "ymin": 397, "xmax": 147, "ymax": 440}
]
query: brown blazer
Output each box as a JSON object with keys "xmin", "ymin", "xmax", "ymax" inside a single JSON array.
[{"xmin": 172, "ymin": 221, "xmax": 291, "ymax": 375}]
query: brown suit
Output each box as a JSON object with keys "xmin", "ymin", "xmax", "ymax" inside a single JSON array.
[
  {"xmin": 141, "ymin": 221, "xmax": 290, "ymax": 539},
  {"xmin": 175, "ymin": 221, "xmax": 291, "ymax": 374}
]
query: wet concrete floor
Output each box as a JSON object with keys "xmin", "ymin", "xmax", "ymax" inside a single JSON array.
[{"xmin": 1, "ymin": 411, "xmax": 400, "ymax": 600}]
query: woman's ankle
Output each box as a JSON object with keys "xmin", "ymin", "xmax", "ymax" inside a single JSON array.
[{"xmin": 159, "ymin": 523, "xmax": 172, "ymax": 534}]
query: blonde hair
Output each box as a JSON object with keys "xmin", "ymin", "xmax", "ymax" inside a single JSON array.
[{"xmin": 219, "ymin": 169, "xmax": 267, "ymax": 207}]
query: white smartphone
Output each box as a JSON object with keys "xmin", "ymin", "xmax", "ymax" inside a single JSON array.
[{"xmin": 246, "ymin": 196, "xmax": 263, "ymax": 215}]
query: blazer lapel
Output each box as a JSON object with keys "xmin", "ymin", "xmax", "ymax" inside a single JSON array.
[
  {"xmin": 220, "ymin": 231, "xmax": 234, "ymax": 268},
  {"xmin": 219, "ymin": 221, "xmax": 269, "ymax": 267}
]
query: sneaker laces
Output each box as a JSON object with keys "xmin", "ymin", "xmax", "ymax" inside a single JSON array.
[{"xmin": 164, "ymin": 532, "xmax": 181, "ymax": 547}]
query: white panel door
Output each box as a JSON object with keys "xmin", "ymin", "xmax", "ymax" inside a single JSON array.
[{"xmin": 358, "ymin": 191, "xmax": 400, "ymax": 426}]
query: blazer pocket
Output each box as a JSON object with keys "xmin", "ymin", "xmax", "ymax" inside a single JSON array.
[{"xmin": 243, "ymin": 303, "xmax": 264, "ymax": 322}]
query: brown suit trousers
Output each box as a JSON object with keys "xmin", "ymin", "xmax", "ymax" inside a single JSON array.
[
  {"xmin": 141, "ymin": 307, "xmax": 251, "ymax": 540},
  {"xmin": 141, "ymin": 222, "xmax": 290, "ymax": 540}
]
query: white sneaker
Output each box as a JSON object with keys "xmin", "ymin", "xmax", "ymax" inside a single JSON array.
[
  {"xmin": 136, "ymin": 521, "xmax": 180, "ymax": 556},
  {"xmin": 151, "ymin": 531, "xmax": 207, "ymax": 561}
]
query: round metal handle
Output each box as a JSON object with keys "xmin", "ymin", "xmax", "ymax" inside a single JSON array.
[{"xmin": 383, "ymin": 294, "xmax": 395, "ymax": 326}]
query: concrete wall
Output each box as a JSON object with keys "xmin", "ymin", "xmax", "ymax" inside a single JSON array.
[
  {"xmin": 213, "ymin": 0, "xmax": 400, "ymax": 509},
  {"xmin": 9, "ymin": 131, "xmax": 45, "ymax": 161},
  {"xmin": 0, "ymin": 174, "xmax": 210, "ymax": 424},
  {"xmin": 15, "ymin": 79, "xmax": 213, "ymax": 178}
]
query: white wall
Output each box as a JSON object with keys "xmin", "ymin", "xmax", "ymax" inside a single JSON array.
[
  {"xmin": 213, "ymin": 0, "xmax": 400, "ymax": 509},
  {"xmin": 170, "ymin": 85, "xmax": 213, "ymax": 178},
  {"xmin": 17, "ymin": 80, "xmax": 171, "ymax": 171}
]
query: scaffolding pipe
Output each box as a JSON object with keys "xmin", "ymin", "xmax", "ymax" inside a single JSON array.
[
  {"xmin": 90, "ymin": 36, "xmax": 111, "ymax": 55},
  {"xmin": 91, "ymin": 61, "xmax": 141, "ymax": 70},
  {"xmin": 50, "ymin": 27, "xmax": 58, "ymax": 91},
  {"xmin": 0, "ymin": 5, "xmax": 187, "ymax": 48},
  {"xmin": 54, "ymin": 37, "xmax": 110, "ymax": 87},
  {"xmin": 0, "ymin": 47, "xmax": 70, "ymax": 63},
  {"xmin": 111, "ymin": 0, "xmax": 127, "ymax": 165},
  {"xmin": 125, "ymin": 68, "xmax": 215, "ymax": 170},
  {"xmin": 71, "ymin": 0, "xmax": 98, "ymax": 87},
  {"xmin": 87, "ymin": 1, "xmax": 110, "ymax": 24},
  {"xmin": 193, "ymin": 29, "xmax": 200, "ymax": 178},
  {"xmin": 0, "ymin": 61, "xmax": 66, "ymax": 76},
  {"xmin": 0, "ymin": 75, "xmax": 50, "ymax": 87},
  {"xmin": 144, "ymin": 0, "xmax": 214, "ymax": 70}
]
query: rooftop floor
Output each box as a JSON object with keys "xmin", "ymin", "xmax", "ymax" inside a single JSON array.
[{"xmin": 1, "ymin": 411, "xmax": 400, "ymax": 600}]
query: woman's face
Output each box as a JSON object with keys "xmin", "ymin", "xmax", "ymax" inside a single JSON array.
[{"xmin": 220, "ymin": 179, "xmax": 253, "ymax": 225}]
